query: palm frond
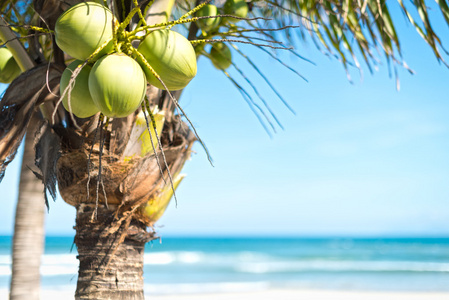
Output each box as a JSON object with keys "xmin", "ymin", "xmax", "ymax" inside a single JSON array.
[{"xmin": 256, "ymin": 0, "xmax": 449, "ymax": 70}]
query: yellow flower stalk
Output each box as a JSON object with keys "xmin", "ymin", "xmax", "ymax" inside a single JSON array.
[
  {"xmin": 141, "ymin": 173, "xmax": 185, "ymax": 224},
  {"xmin": 123, "ymin": 107, "xmax": 165, "ymax": 158}
]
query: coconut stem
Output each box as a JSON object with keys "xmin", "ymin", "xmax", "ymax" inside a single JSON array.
[
  {"xmin": 118, "ymin": 6, "xmax": 142, "ymax": 32},
  {"xmin": 0, "ymin": 17, "xmax": 34, "ymax": 71}
]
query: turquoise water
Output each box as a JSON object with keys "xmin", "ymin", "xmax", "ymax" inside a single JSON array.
[{"xmin": 1, "ymin": 236, "xmax": 449, "ymax": 295}]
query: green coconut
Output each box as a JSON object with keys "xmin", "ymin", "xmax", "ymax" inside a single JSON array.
[
  {"xmin": 137, "ymin": 29, "xmax": 197, "ymax": 91},
  {"xmin": 210, "ymin": 43, "xmax": 232, "ymax": 70},
  {"xmin": 224, "ymin": 0, "xmax": 248, "ymax": 23},
  {"xmin": 55, "ymin": 2, "xmax": 114, "ymax": 61},
  {"xmin": 60, "ymin": 60, "xmax": 99, "ymax": 118},
  {"xmin": 88, "ymin": 53, "xmax": 147, "ymax": 118},
  {"xmin": 196, "ymin": 4, "xmax": 221, "ymax": 32},
  {"xmin": 0, "ymin": 48, "xmax": 21, "ymax": 83}
]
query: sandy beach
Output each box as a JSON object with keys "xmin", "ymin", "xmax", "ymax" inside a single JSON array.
[
  {"xmin": 2, "ymin": 289, "xmax": 449, "ymax": 300},
  {"xmin": 149, "ymin": 290, "xmax": 449, "ymax": 300}
]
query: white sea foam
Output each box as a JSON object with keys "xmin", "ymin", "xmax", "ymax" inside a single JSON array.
[
  {"xmin": 40, "ymin": 265, "xmax": 78, "ymax": 276},
  {"xmin": 176, "ymin": 252, "xmax": 202, "ymax": 264},
  {"xmin": 237, "ymin": 251, "xmax": 272, "ymax": 261},
  {"xmin": 0, "ymin": 265, "xmax": 10, "ymax": 276},
  {"xmin": 145, "ymin": 251, "xmax": 449, "ymax": 274},
  {"xmin": 0, "ymin": 253, "xmax": 78, "ymax": 277},
  {"xmin": 40, "ymin": 253, "xmax": 78, "ymax": 276},
  {"xmin": 2, "ymin": 251, "xmax": 449, "ymax": 279},
  {"xmin": 144, "ymin": 251, "xmax": 274, "ymax": 266},
  {"xmin": 0, "ymin": 255, "xmax": 11, "ymax": 265},
  {"xmin": 41, "ymin": 254, "xmax": 78, "ymax": 266},
  {"xmin": 236, "ymin": 260, "xmax": 449, "ymax": 274},
  {"xmin": 144, "ymin": 252, "xmax": 175, "ymax": 265},
  {"xmin": 144, "ymin": 251, "xmax": 203, "ymax": 265}
]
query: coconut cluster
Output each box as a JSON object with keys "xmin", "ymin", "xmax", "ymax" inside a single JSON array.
[
  {"xmin": 55, "ymin": 2, "xmax": 197, "ymax": 119},
  {"xmin": 195, "ymin": 0, "xmax": 249, "ymax": 71}
]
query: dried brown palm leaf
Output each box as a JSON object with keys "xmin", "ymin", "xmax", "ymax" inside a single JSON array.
[{"xmin": 0, "ymin": 64, "xmax": 62, "ymax": 182}]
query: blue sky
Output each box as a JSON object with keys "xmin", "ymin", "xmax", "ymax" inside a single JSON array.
[{"xmin": 1, "ymin": 4, "xmax": 449, "ymax": 236}]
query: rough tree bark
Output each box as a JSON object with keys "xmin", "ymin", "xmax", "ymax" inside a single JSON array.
[{"xmin": 74, "ymin": 205, "xmax": 151, "ymax": 299}]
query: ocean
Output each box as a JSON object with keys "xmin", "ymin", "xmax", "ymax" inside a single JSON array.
[{"xmin": 1, "ymin": 236, "xmax": 449, "ymax": 295}]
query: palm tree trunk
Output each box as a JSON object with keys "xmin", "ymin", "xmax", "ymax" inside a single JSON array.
[
  {"xmin": 10, "ymin": 118, "xmax": 46, "ymax": 300},
  {"xmin": 53, "ymin": 109, "xmax": 194, "ymax": 298},
  {"xmin": 74, "ymin": 204, "xmax": 152, "ymax": 299}
]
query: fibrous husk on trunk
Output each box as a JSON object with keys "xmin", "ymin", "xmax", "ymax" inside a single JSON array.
[{"xmin": 56, "ymin": 112, "xmax": 195, "ymax": 226}]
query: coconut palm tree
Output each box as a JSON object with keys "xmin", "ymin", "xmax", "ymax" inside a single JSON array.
[
  {"xmin": 9, "ymin": 117, "xmax": 47, "ymax": 300},
  {"xmin": 0, "ymin": 3, "xmax": 46, "ymax": 300},
  {"xmin": 1, "ymin": 0, "xmax": 449, "ymax": 298}
]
